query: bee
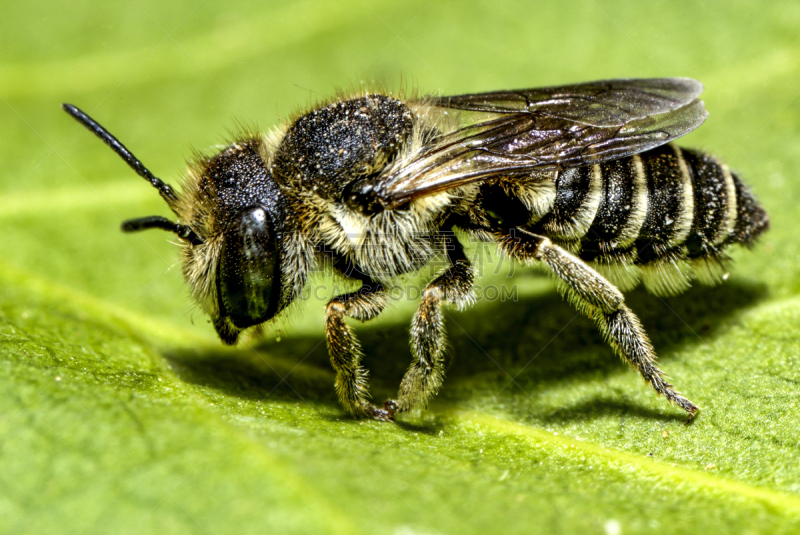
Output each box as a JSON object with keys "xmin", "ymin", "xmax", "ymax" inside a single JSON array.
[{"xmin": 63, "ymin": 78, "xmax": 768, "ymax": 421}]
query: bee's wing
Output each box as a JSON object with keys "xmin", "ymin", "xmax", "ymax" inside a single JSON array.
[{"xmin": 369, "ymin": 78, "xmax": 707, "ymax": 209}]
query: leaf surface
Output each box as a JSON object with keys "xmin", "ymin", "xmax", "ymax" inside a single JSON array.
[{"xmin": 2, "ymin": 1, "xmax": 800, "ymax": 533}]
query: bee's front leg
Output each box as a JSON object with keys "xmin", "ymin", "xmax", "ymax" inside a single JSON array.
[
  {"xmin": 391, "ymin": 234, "xmax": 476, "ymax": 413},
  {"xmin": 325, "ymin": 278, "xmax": 392, "ymax": 420}
]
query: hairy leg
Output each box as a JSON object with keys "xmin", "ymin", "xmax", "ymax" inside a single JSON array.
[
  {"xmin": 500, "ymin": 227, "xmax": 698, "ymax": 415},
  {"xmin": 391, "ymin": 234, "xmax": 476, "ymax": 413},
  {"xmin": 325, "ymin": 272, "xmax": 393, "ymax": 420}
]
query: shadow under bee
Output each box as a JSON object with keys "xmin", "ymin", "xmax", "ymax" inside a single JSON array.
[
  {"xmin": 164, "ymin": 338, "xmax": 335, "ymax": 404},
  {"xmin": 431, "ymin": 278, "xmax": 767, "ymax": 422},
  {"xmin": 164, "ymin": 278, "xmax": 766, "ymax": 423},
  {"xmin": 163, "ymin": 339, "xmax": 446, "ymax": 433}
]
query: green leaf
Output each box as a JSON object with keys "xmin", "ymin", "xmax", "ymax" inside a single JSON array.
[{"xmin": 2, "ymin": 1, "xmax": 800, "ymax": 533}]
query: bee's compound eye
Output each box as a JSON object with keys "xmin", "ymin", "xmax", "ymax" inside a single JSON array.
[{"xmin": 217, "ymin": 206, "xmax": 280, "ymax": 330}]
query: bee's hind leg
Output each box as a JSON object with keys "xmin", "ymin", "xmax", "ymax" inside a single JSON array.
[
  {"xmin": 390, "ymin": 233, "xmax": 476, "ymax": 413},
  {"xmin": 500, "ymin": 227, "xmax": 698, "ymax": 416},
  {"xmin": 325, "ymin": 277, "xmax": 392, "ymax": 420}
]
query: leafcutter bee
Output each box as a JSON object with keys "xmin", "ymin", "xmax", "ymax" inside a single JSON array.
[{"xmin": 63, "ymin": 78, "xmax": 768, "ymax": 420}]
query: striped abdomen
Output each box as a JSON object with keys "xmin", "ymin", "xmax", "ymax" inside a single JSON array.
[{"xmin": 532, "ymin": 143, "xmax": 769, "ymax": 295}]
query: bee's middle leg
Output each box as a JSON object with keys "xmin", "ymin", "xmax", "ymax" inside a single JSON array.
[
  {"xmin": 326, "ymin": 280, "xmax": 392, "ymax": 420},
  {"xmin": 391, "ymin": 237, "xmax": 475, "ymax": 413}
]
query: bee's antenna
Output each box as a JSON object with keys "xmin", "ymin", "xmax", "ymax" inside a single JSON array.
[
  {"xmin": 61, "ymin": 103, "xmax": 179, "ymax": 208},
  {"xmin": 63, "ymin": 104, "xmax": 202, "ymax": 245},
  {"xmin": 121, "ymin": 216, "xmax": 203, "ymax": 246}
]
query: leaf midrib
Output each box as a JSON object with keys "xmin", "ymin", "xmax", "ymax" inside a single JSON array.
[{"xmin": 456, "ymin": 410, "xmax": 800, "ymax": 517}]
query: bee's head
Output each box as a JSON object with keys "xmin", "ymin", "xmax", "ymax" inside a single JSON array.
[
  {"xmin": 198, "ymin": 141, "xmax": 287, "ymax": 345},
  {"xmin": 62, "ymin": 104, "xmax": 289, "ymax": 345},
  {"xmin": 208, "ymin": 203, "xmax": 281, "ymax": 344}
]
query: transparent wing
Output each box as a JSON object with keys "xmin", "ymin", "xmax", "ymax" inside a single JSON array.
[{"xmin": 356, "ymin": 78, "xmax": 707, "ymax": 210}]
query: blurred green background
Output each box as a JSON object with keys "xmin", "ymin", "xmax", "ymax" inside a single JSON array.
[{"xmin": 2, "ymin": 1, "xmax": 800, "ymax": 534}]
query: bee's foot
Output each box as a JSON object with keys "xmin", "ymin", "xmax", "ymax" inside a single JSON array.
[
  {"xmin": 684, "ymin": 406, "xmax": 700, "ymax": 426},
  {"xmin": 365, "ymin": 403, "xmax": 395, "ymax": 421}
]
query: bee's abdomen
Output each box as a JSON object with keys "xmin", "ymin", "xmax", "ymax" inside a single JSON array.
[
  {"xmin": 682, "ymin": 148, "xmax": 770, "ymax": 249},
  {"xmin": 535, "ymin": 143, "xmax": 768, "ymax": 295},
  {"xmin": 634, "ymin": 144, "xmax": 696, "ymax": 261},
  {"xmin": 537, "ymin": 165, "xmax": 603, "ymax": 240}
]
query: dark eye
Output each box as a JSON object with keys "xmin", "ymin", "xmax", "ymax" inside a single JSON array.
[{"xmin": 217, "ymin": 206, "xmax": 281, "ymax": 330}]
